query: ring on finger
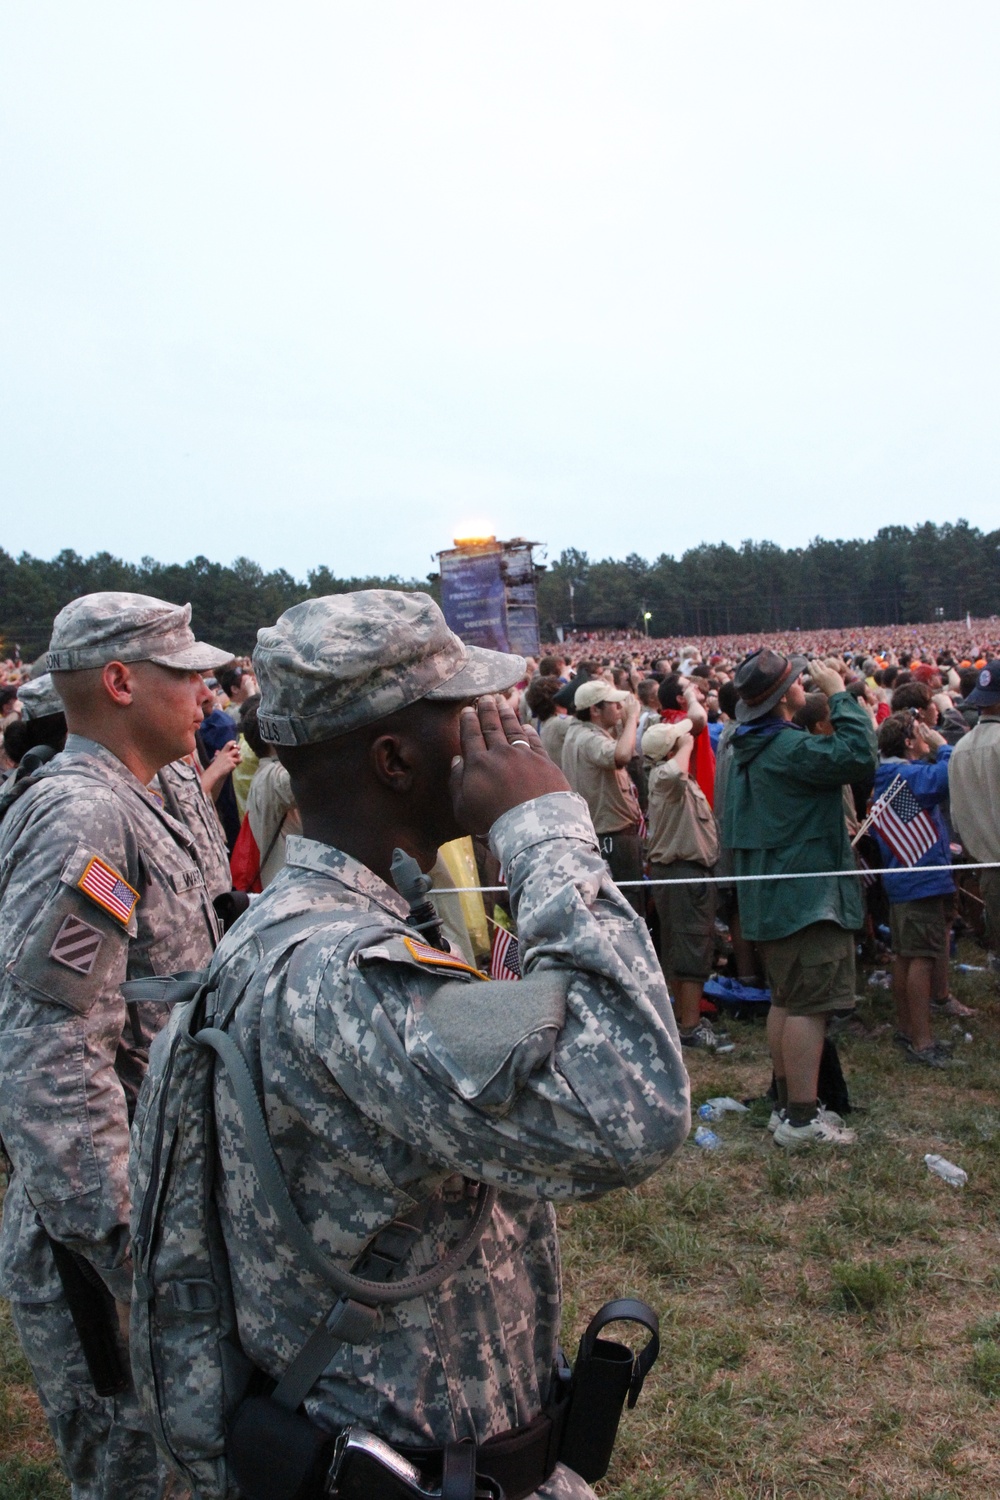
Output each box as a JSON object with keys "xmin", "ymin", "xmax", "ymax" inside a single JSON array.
[{"xmin": 510, "ymin": 739, "xmax": 530, "ymax": 747}]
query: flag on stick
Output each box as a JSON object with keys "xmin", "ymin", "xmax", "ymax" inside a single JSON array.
[
  {"xmin": 870, "ymin": 780, "xmax": 938, "ymax": 867},
  {"xmin": 489, "ymin": 925, "xmax": 521, "ymax": 980}
]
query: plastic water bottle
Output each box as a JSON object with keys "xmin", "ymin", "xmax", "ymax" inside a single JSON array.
[
  {"xmin": 924, "ymin": 1154, "xmax": 967, "ymax": 1186},
  {"xmin": 954, "ymin": 963, "xmax": 986, "ymax": 974},
  {"xmin": 693, "ymin": 1125, "xmax": 722, "ymax": 1151},
  {"xmin": 698, "ymin": 1097, "xmax": 749, "ymax": 1121}
]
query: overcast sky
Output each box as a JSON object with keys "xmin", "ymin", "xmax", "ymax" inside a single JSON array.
[{"xmin": 1, "ymin": 4, "xmax": 997, "ymax": 582}]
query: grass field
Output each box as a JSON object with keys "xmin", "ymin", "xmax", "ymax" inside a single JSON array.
[{"xmin": 1, "ymin": 951, "xmax": 997, "ymax": 1500}]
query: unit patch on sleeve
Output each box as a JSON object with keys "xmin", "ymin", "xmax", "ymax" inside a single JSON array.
[
  {"xmin": 77, "ymin": 857, "xmax": 140, "ymax": 926},
  {"xmin": 49, "ymin": 914, "xmax": 105, "ymax": 975}
]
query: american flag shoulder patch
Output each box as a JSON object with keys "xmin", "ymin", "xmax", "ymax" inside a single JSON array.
[
  {"xmin": 401, "ymin": 937, "xmax": 486, "ymax": 979},
  {"xmin": 77, "ymin": 857, "xmax": 140, "ymax": 926},
  {"xmin": 49, "ymin": 914, "xmax": 104, "ymax": 975}
]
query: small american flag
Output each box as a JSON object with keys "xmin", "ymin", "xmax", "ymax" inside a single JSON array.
[
  {"xmin": 489, "ymin": 925, "xmax": 521, "ymax": 981},
  {"xmin": 77, "ymin": 857, "xmax": 139, "ymax": 925},
  {"xmin": 871, "ymin": 780, "xmax": 938, "ymax": 868}
]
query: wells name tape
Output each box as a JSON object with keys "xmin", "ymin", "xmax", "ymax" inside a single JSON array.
[{"xmin": 430, "ymin": 860, "xmax": 1000, "ymax": 893}]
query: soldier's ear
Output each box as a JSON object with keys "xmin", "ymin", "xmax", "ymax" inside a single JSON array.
[
  {"xmin": 101, "ymin": 660, "xmax": 136, "ymax": 708},
  {"xmin": 369, "ymin": 731, "xmax": 415, "ymax": 794}
]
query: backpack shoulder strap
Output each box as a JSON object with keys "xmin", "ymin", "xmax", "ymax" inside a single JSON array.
[{"xmin": 199, "ymin": 914, "xmax": 497, "ymax": 1407}]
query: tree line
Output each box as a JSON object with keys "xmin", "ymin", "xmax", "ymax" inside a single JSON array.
[
  {"xmin": 1, "ymin": 520, "xmax": 997, "ymax": 660},
  {"xmin": 535, "ymin": 521, "xmax": 1000, "ymax": 637}
]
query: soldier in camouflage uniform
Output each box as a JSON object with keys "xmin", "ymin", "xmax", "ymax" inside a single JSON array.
[
  {"xmin": 0, "ymin": 592, "xmax": 232, "ymax": 1499},
  {"xmin": 202, "ymin": 591, "xmax": 690, "ymax": 1498},
  {"xmin": 153, "ymin": 757, "xmax": 233, "ymax": 904}
]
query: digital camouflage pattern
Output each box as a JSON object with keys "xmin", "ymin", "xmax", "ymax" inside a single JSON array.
[
  {"xmin": 154, "ymin": 758, "xmax": 233, "ymax": 902},
  {"xmin": 0, "ymin": 733, "xmax": 223, "ymax": 1498},
  {"xmin": 46, "ymin": 590, "xmax": 233, "ymax": 673},
  {"xmin": 254, "ymin": 590, "xmax": 525, "ymax": 746},
  {"xmin": 204, "ymin": 790, "xmax": 688, "ymax": 1494},
  {"xmin": 9, "ymin": 1298, "xmax": 178, "ymax": 1500},
  {"xmin": 16, "ymin": 671, "xmax": 64, "ymax": 720}
]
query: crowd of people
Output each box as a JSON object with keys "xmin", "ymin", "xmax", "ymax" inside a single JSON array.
[
  {"xmin": 0, "ymin": 591, "xmax": 998, "ymax": 1500},
  {"xmin": 519, "ymin": 628, "xmax": 1000, "ymax": 1136}
]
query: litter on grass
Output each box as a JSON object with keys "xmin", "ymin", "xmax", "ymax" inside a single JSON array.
[
  {"xmin": 693, "ymin": 1126, "xmax": 722, "ymax": 1151},
  {"xmin": 867, "ymin": 970, "xmax": 893, "ymax": 990},
  {"xmin": 698, "ymin": 1097, "xmax": 749, "ymax": 1121},
  {"xmin": 924, "ymin": 1153, "xmax": 968, "ymax": 1186}
]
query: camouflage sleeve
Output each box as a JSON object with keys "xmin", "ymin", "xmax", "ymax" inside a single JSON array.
[
  {"xmin": 0, "ymin": 787, "xmax": 139, "ymax": 1299},
  {"xmin": 318, "ymin": 792, "xmax": 689, "ymax": 1200}
]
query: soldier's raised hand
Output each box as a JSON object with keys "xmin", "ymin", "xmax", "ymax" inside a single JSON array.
[{"xmin": 450, "ymin": 695, "xmax": 570, "ymax": 833}]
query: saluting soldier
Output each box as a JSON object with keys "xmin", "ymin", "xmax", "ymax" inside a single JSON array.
[
  {"xmin": 0, "ymin": 592, "xmax": 232, "ymax": 1499},
  {"xmin": 183, "ymin": 591, "xmax": 689, "ymax": 1499}
]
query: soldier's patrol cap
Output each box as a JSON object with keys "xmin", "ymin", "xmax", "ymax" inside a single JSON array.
[
  {"xmin": 17, "ymin": 673, "xmax": 64, "ymax": 720},
  {"xmin": 46, "ymin": 593, "xmax": 234, "ymax": 674},
  {"xmin": 254, "ymin": 590, "xmax": 525, "ymax": 746}
]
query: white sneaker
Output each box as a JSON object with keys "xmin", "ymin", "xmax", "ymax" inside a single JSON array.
[
  {"xmin": 767, "ymin": 1105, "xmax": 845, "ymax": 1134},
  {"xmin": 773, "ymin": 1115, "xmax": 856, "ymax": 1149}
]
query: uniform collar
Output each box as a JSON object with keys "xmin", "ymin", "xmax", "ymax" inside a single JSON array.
[
  {"xmin": 283, "ymin": 835, "xmax": 410, "ymax": 920},
  {"xmin": 62, "ymin": 735, "xmax": 197, "ymax": 845}
]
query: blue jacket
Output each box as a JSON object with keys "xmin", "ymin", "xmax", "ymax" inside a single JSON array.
[{"xmin": 872, "ymin": 748, "xmax": 954, "ymax": 902}]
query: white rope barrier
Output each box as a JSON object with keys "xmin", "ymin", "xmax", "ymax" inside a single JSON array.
[{"xmin": 430, "ymin": 860, "xmax": 1000, "ymax": 893}]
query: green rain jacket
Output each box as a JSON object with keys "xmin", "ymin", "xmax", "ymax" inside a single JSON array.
[{"xmin": 720, "ymin": 692, "xmax": 877, "ymax": 942}]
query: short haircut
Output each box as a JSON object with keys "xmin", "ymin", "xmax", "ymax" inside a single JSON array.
[
  {"xmin": 217, "ymin": 664, "xmax": 244, "ymax": 696},
  {"xmin": 524, "ymin": 675, "xmax": 561, "ymax": 721},
  {"xmin": 717, "ymin": 680, "xmax": 738, "ymax": 718},
  {"xmin": 658, "ymin": 673, "xmax": 685, "ymax": 712},
  {"xmin": 537, "ymin": 656, "xmax": 561, "ymax": 677},
  {"xmin": 637, "ymin": 678, "xmax": 660, "ymax": 707},
  {"xmin": 878, "ymin": 711, "xmax": 916, "ymax": 759},
  {"xmin": 959, "ymin": 667, "xmax": 980, "ymax": 699},
  {"xmin": 891, "ymin": 681, "xmax": 932, "ymax": 713},
  {"xmin": 238, "ymin": 694, "xmax": 266, "ymax": 758},
  {"xmin": 792, "ymin": 693, "xmax": 831, "ymax": 732}
]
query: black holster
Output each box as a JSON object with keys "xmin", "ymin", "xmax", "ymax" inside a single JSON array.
[
  {"xmin": 557, "ymin": 1298, "xmax": 660, "ymax": 1483},
  {"xmin": 226, "ymin": 1297, "xmax": 659, "ymax": 1500},
  {"xmin": 47, "ymin": 1236, "xmax": 129, "ymax": 1398}
]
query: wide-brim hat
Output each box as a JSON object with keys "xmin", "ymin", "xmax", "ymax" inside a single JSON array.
[{"xmin": 734, "ymin": 649, "xmax": 808, "ymax": 723}]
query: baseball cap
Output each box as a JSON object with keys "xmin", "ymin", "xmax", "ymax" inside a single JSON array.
[
  {"xmin": 641, "ymin": 718, "xmax": 693, "ymax": 761},
  {"xmin": 254, "ymin": 590, "xmax": 525, "ymax": 747},
  {"xmin": 574, "ymin": 681, "xmax": 631, "ymax": 712},
  {"xmin": 17, "ymin": 673, "xmax": 64, "ymax": 721},
  {"xmin": 963, "ymin": 660, "xmax": 1000, "ymax": 707},
  {"xmin": 46, "ymin": 593, "xmax": 233, "ymax": 674}
]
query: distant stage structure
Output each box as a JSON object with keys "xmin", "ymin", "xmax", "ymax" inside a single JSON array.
[{"xmin": 436, "ymin": 535, "xmax": 543, "ymax": 658}]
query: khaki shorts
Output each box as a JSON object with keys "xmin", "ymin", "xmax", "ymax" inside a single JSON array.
[
  {"xmin": 649, "ymin": 860, "xmax": 716, "ymax": 982},
  {"xmin": 889, "ymin": 895, "xmax": 948, "ymax": 959},
  {"xmin": 761, "ymin": 921, "xmax": 856, "ymax": 1017}
]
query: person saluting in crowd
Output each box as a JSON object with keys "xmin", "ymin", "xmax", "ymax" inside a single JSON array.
[
  {"xmin": 185, "ymin": 591, "xmax": 688, "ymax": 1499},
  {"xmin": 723, "ymin": 650, "xmax": 877, "ymax": 1149},
  {"xmin": 0, "ymin": 592, "xmax": 232, "ymax": 1498}
]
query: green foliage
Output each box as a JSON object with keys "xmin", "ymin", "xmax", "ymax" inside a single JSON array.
[
  {"xmin": 0, "ymin": 548, "xmax": 433, "ymax": 659},
  {"xmin": 534, "ymin": 519, "xmax": 1000, "ymax": 633},
  {"xmin": 830, "ymin": 1260, "xmax": 901, "ymax": 1313},
  {"xmin": 968, "ymin": 1340, "xmax": 1000, "ymax": 1399},
  {"xmin": 0, "ymin": 1460, "xmax": 68, "ymax": 1500}
]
